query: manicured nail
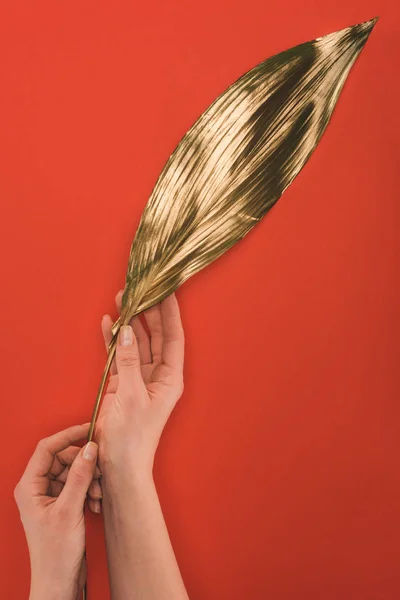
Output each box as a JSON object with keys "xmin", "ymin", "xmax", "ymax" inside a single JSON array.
[
  {"xmin": 83, "ymin": 442, "xmax": 97, "ymax": 461},
  {"xmin": 94, "ymin": 501, "xmax": 101, "ymax": 514},
  {"xmin": 120, "ymin": 325, "xmax": 133, "ymax": 346}
]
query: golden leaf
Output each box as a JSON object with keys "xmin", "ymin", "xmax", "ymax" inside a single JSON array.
[{"xmin": 88, "ymin": 18, "xmax": 377, "ymax": 439}]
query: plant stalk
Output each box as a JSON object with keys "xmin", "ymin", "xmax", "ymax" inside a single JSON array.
[
  {"xmin": 82, "ymin": 334, "xmax": 118, "ymax": 600},
  {"xmin": 88, "ymin": 336, "xmax": 118, "ymax": 442}
]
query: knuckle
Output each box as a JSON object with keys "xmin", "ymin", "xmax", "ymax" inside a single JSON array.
[
  {"xmin": 173, "ymin": 377, "xmax": 184, "ymax": 398},
  {"xmin": 70, "ymin": 468, "xmax": 86, "ymax": 487},
  {"xmin": 90, "ymin": 485, "xmax": 102, "ymax": 500},
  {"xmin": 152, "ymin": 352, "xmax": 162, "ymax": 364},
  {"xmin": 174, "ymin": 375, "xmax": 185, "ymax": 397},
  {"xmin": 56, "ymin": 503, "xmax": 71, "ymax": 520},
  {"xmin": 13, "ymin": 482, "xmax": 22, "ymax": 504},
  {"xmin": 118, "ymin": 350, "xmax": 141, "ymax": 368},
  {"xmin": 36, "ymin": 437, "xmax": 49, "ymax": 451}
]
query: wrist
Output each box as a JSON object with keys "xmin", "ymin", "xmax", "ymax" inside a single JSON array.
[
  {"xmin": 28, "ymin": 542, "xmax": 82, "ymax": 600},
  {"xmin": 30, "ymin": 575, "xmax": 77, "ymax": 600},
  {"xmin": 99, "ymin": 444, "xmax": 154, "ymax": 485},
  {"xmin": 101, "ymin": 456, "xmax": 154, "ymax": 493}
]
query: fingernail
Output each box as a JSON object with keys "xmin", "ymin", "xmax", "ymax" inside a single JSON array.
[
  {"xmin": 94, "ymin": 501, "xmax": 101, "ymax": 514},
  {"xmin": 120, "ymin": 325, "xmax": 133, "ymax": 346},
  {"xmin": 83, "ymin": 442, "xmax": 97, "ymax": 461}
]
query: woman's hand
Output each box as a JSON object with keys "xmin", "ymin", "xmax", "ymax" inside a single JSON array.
[
  {"xmin": 14, "ymin": 424, "xmax": 100, "ymax": 600},
  {"xmin": 96, "ymin": 291, "xmax": 184, "ymax": 478},
  {"xmin": 97, "ymin": 293, "xmax": 189, "ymax": 600}
]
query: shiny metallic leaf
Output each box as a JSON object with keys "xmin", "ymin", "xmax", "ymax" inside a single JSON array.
[{"xmin": 88, "ymin": 18, "xmax": 377, "ymax": 438}]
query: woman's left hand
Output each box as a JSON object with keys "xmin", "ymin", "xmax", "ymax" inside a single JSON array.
[{"xmin": 14, "ymin": 423, "xmax": 100, "ymax": 600}]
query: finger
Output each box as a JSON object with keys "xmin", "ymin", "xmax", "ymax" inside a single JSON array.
[
  {"xmin": 102, "ymin": 314, "xmax": 117, "ymax": 376},
  {"xmin": 87, "ymin": 497, "xmax": 101, "ymax": 515},
  {"xmin": 24, "ymin": 424, "xmax": 90, "ymax": 479},
  {"xmin": 49, "ymin": 446, "xmax": 81, "ymax": 478},
  {"xmin": 106, "ymin": 373, "xmax": 119, "ymax": 393},
  {"xmin": 160, "ymin": 293, "xmax": 185, "ymax": 372},
  {"xmin": 130, "ymin": 316, "xmax": 152, "ymax": 364},
  {"xmin": 55, "ymin": 461, "xmax": 101, "ymax": 485},
  {"xmin": 54, "ymin": 467, "xmax": 69, "ymax": 484},
  {"xmin": 115, "ymin": 325, "xmax": 146, "ymax": 401},
  {"xmin": 117, "ymin": 287, "xmax": 152, "ymax": 364},
  {"xmin": 101, "ymin": 288, "xmax": 125, "ymax": 377},
  {"xmin": 49, "ymin": 479, "xmax": 64, "ymax": 498},
  {"xmin": 57, "ymin": 442, "xmax": 98, "ymax": 514},
  {"xmin": 144, "ymin": 304, "xmax": 163, "ymax": 365},
  {"xmin": 87, "ymin": 498, "xmax": 101, "ymax": 515},
  {"xmin": 115, "ymin": 289, "xmax": 124, "ymax": 314},
  {"xmin": 88, "ymin": 479, "xmax": 102, "ymax": 501}
]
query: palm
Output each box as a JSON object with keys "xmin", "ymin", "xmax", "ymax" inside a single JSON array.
[{"xmin": 101, "ymin": 290, "xmax": 183, "ymax": 399}]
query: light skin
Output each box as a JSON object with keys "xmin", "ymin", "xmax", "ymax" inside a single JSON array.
[
  {"xmin": 14, "ymin": 291, "xmax": 188, "ymax": 600},
  {"xmin": 13, "ymin": 424, "xmax": 100, "ymax": 600}
]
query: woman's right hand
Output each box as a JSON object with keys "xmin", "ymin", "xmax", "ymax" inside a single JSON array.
[{"xmin": 94, "ymin": 291, "xmax": 185, "ymax": 479}]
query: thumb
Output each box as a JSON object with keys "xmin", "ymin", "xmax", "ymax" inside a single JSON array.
[
  {"xmin": 115, "ymin": 325, "xmax": 144, "ymax": 398},
  {"xmin": 58, "ymin": 442, "xmax": 98, "ymax": 514}
]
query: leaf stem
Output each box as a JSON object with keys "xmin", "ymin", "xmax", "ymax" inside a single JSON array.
[{"xmin": 87, "ymin": 335, "xmax": 118, "ymax": 442}]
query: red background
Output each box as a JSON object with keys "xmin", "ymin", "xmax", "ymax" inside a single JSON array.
[{"xmin": 0, "ymin": 1, "xmax": 399, "ymax": 598}]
